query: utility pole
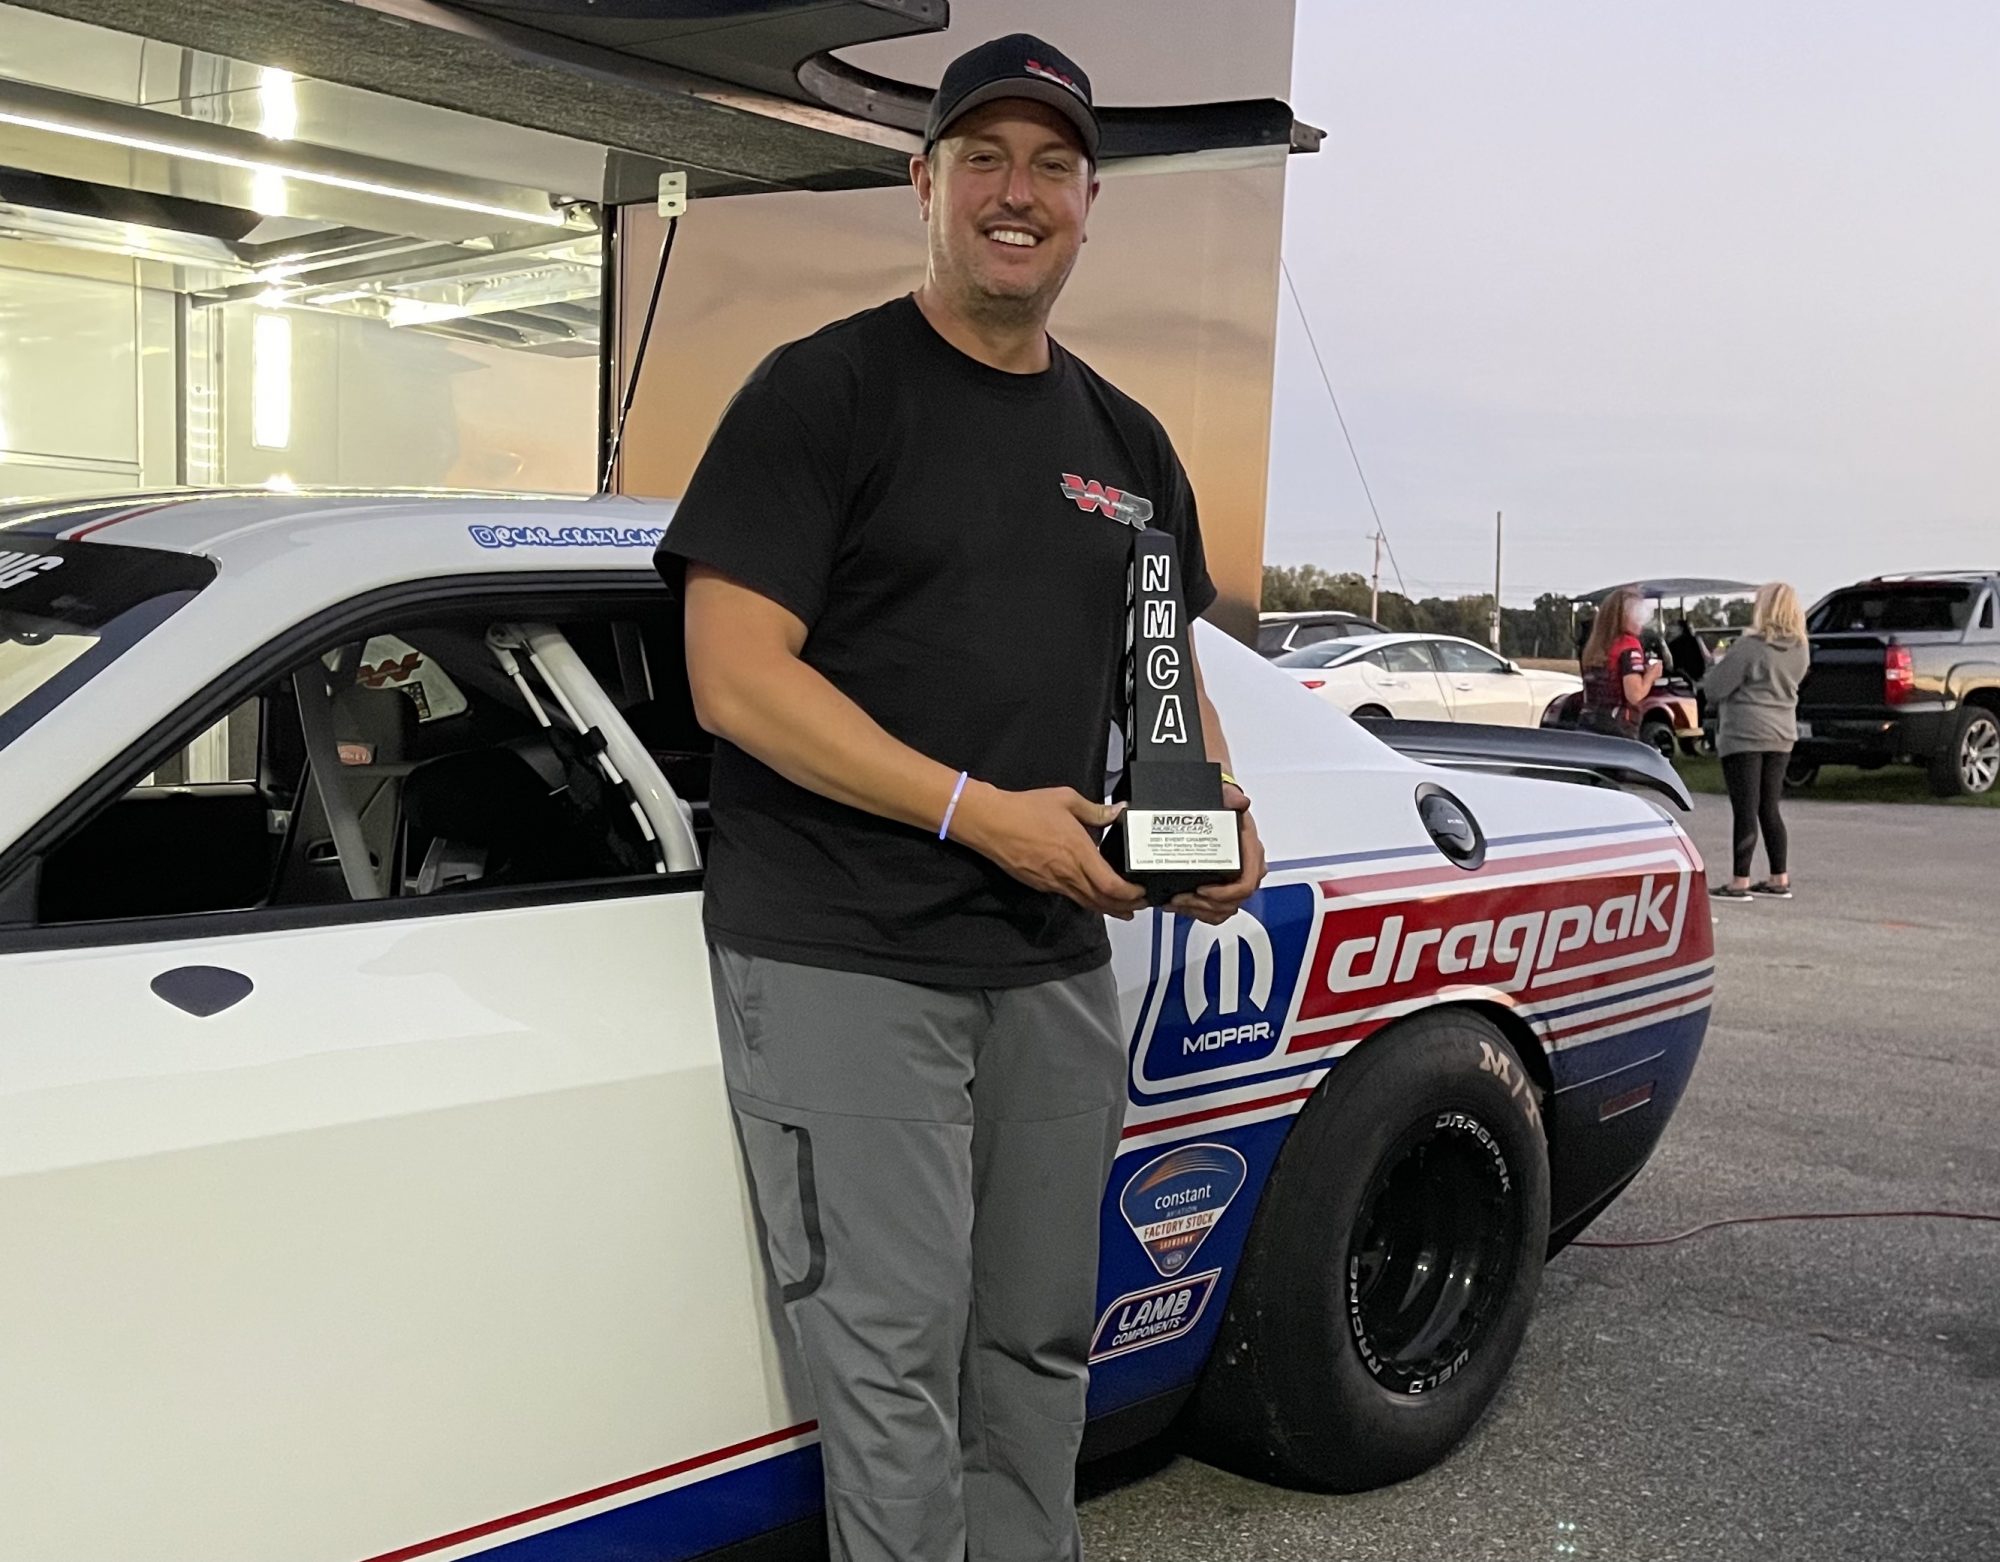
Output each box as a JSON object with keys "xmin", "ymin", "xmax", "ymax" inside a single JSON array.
[
  {"xmin": 1370, "ymin": 528, "xmax": 1383, "ymax": 622},
  {"xmin": 1490, "ymin": 510, "xmax": 1504, "ymax": 650}
]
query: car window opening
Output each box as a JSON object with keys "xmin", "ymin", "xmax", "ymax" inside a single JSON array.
[
  {"xmin": 26, "ymin": 600, "xmax": 711, "ymax": 930},
  {"xmin": 1808, "ymin": 585, "xmax": 1974, "ymax": 634}
]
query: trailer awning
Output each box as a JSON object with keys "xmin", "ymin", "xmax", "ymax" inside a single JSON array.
[{"xmin": 10, "ymin": 0, "xmax": 1315, "ymax": 203}]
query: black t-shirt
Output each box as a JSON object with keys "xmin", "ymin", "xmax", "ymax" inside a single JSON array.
[{"xmin": 656, "ymin": 295, "xmax": 1216, "ymax": 988}]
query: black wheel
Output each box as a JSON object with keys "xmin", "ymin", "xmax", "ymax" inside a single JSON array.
[
  {"xmin": 1783, "ymin": 757, "xmax": 1819, "ymax": 791},
  {"xmin": 1187, "ymin": 1009, "xmax": 1550, "ymax": 1492},
  {"xmin": 1928, "ymin": 705, "xmax": 2000, "ymax": 797},
  {"xmin": 1638, "ymin": 719, "xmax": 1678, "ymax": 761},
  {"xmin": 1352, "ymin": 704, "xmax": 1392, "ymax": 722}
]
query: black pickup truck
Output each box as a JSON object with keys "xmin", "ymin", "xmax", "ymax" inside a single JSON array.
[{"xmin": 1793, "ymin": 572, "xmax": 2000, "ymax": 797}]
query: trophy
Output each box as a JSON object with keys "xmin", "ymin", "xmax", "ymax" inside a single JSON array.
[{"xmin": 1101, "ymin": 529, "xmax": 1242, "ymax": 903}]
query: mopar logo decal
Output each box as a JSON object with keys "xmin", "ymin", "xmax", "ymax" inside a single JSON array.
[
  {"xmin": 1118, "ymin": 1143, "xmax": 1247, "ymax": 1277},
  {"xmin": 1139, "ymin": 883, "xmax": 1314, "ymax": 1086}
]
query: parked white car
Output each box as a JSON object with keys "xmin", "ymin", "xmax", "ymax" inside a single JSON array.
[
  {"xmin": 0, "ymin": 491, "xmax": 1709, "ymax": 1562},
  {"xmin": 1276, "ymin": 633, "xmax": 1583, "ymax": 727}
]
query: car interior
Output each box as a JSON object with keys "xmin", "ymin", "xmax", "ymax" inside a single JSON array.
[{"xmin": 20, "ymin": 601, "xmax": 711, "ymax": 929}]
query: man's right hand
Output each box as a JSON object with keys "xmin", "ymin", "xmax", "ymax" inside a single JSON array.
[{"xmin": 951, "ymin": 782, "xmax": 1149, "ymax": 919}]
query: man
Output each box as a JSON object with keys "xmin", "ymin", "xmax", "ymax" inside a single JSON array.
[{"xmin": 655, "ymin": 33, "xmax": 1265, "ymax": 1562}]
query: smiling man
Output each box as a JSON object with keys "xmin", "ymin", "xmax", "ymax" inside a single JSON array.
[{"xmin": 655, "ymin": 33, "xmax": 1265, "ymax": 1562}]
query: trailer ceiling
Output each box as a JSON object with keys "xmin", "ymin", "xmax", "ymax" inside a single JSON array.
[{"xmin": 7, "ymin": 0, "xmax": 1310, "ymax": 201}]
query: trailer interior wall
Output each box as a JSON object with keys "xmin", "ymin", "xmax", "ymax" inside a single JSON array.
[{"xmin": 607, "ymin": 0, "xmax": 1298, "ymax": 645}]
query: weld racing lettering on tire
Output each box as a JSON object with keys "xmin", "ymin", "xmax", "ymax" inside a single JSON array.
[{"xmin": 1346, "ymin": 1107, "xmax": 1515, "ymax": 1396}]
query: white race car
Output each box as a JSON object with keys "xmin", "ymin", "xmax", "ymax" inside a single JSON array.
[
  {"xmin": 0, "ymin": 492, "xmax": 1714, "ymax": 1562},
  {"xmin": 1276, "ymin": 631, "xmax": 1583, "ymax": 727}
]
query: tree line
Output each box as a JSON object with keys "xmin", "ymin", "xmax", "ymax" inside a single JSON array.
[{"xmin": 1261, "ymin": 563, "xmax": 1755, "ymax": 661}]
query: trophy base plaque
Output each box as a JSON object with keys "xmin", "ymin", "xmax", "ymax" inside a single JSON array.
[{"xmin": 1103, "ymin": 760, "xmax": 1241, "ymax": 904}]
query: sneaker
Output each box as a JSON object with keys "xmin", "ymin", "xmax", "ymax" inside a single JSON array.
[
  {"xmin": 1749, "ymin": 881, "xmax": 1793, "ymax": 899},
  {"xmin": 1709, "ymin": 883, "xmax": 1753, "ymax": 902}
]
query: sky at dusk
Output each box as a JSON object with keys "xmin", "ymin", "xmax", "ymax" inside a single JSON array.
[{"xmin": 1265, "ymin": 2, "xmax": 1999, "ymax": 605}]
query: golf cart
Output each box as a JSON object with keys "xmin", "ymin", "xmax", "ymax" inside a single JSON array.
[{"xmin": 1546, "ymin": 577, "xmax": 1756, "ymax": 759}]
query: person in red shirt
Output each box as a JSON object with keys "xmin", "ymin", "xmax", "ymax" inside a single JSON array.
[{"xmin": 1578, "ymin": 585, "xmax": 1669, "ymax": 738}]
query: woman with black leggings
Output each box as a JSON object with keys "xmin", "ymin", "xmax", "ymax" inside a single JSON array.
[{"xmin": 1701, "ymin": 582, "xmax": 1810, "ymax": 901}]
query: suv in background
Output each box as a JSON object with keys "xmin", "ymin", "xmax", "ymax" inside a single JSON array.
[
  {"xmin": 1794, "ymin": 572, "xmax": 2000, "ymax": 796},
  {"xmin": 1258, "ymin": 609, "xmax": 1389, "ymax": 659}
]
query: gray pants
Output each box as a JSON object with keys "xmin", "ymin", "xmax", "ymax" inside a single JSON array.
[{"xmin": 707, "ymin": 945, "xmax": 1128, "ymax": 1562}]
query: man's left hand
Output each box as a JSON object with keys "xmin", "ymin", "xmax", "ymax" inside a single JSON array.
[{"xmin": 1166, "ymin": 782, "xmax": 1267, "ymax": 926}]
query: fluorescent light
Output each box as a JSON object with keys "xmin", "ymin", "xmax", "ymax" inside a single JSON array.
[
  {"xmin": 252, "ymin": 312, "xmax": 292, "ymax": 450},
  {"xmin": 250, "ymin": 166, "xmax": 288, "ymax": 217},
  {"xmin": 258, "ymin": 68, "xmax": 298, "ymax": 142},
  {"xmin": 0, "ymin": 108, "xmax": 566, "ymax": 228}
]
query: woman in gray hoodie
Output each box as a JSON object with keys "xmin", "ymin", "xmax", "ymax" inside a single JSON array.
[{"xmin": 1702, "ymin": 582, "xmax": 1811, "ymax": 901}]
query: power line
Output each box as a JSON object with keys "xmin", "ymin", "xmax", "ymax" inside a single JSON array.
[{"xmin": 1279, "ymin": 257, "xmax": 1409, "ymax": 601}]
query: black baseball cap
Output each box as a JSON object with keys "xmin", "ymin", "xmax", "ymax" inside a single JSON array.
[{"xmin": 922, "ymin": 33, "xmax": 1100, "ymax": 161}]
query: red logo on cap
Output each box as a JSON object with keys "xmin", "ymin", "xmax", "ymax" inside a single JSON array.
[{"xmin": 1024, "ymin": 58, "xmax": 1083, "ymax": 97}]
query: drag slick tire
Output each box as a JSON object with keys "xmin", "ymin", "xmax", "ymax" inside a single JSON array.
[{"xmin": 1188, "ymin": 1009, "xmax": 1550, "ymax": 1491}]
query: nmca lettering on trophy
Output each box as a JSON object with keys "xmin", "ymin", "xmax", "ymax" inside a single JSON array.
[
  {"xmin": 1139, "ymin": 883, "xmax": 1315, "ymax": 1087},
  {"xmin": 1299, "ymin": 870, "xmax": 1690, "ymax": 1027}
]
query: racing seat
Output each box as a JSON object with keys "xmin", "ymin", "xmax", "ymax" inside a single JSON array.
[
  {"xmin": 399, "ymin": 744, "xmax": 579, "ymax": 892},
  {"xmin": 397, "ymin": 729, "xmax": 661, "ymax": 894},
  {"xmin": 283, "ymin": 644, "xmax": 423, "ymax": 902}
]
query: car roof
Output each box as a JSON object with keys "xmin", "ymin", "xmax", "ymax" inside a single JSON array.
[
  {"xmin": 1259, "ymin": 609, "xmax": 1378, "ymax": 623},
  {"xmin": 0, "ymin": 487, "xmax": 676, "ymax": 580}
]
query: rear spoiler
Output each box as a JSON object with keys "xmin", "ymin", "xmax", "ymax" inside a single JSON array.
[{"xmin": 1359, "ymin": 719, "xmax": 1693, "ymax": 812}]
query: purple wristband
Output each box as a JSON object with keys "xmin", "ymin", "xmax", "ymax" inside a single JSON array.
[{"xmin": 938, "ymin": 771, "xmax": 970, "ymax": 841}]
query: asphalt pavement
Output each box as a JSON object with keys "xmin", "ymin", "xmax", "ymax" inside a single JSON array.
[{"xmin": 1079, "ymin": 794, "xmax": 2000, "ymax": 1562}]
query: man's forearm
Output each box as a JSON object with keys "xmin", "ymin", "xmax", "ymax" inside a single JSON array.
[{"xmin": 701, "ymin": 652, "xmax": 964, "ymax": 834}]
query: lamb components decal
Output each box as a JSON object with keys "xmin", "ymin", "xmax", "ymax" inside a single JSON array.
[
  {"xmin": 1118, "ymin": 1143, "xmax": 1247, "ymax": 1278},
  {"xmin": 1089, "ymin": 1270, "xmax": 1221, "ymax": 1363}
]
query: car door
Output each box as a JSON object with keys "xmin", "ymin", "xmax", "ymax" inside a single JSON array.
[
  {"xmin": 0, "ymin": 601, "xmax": 807, "ymax": 1562},
  {"xmin": 1433, "ymin": 639, "xmax": 1534, "ymax": 726},
  {"xmin": 1361, "ymin": 642, "xmax": 1453, "ymax": 719}
]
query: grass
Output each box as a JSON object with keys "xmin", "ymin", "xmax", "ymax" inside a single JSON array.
[{"xmin": 1675, "ymin": 753, "xmax": 2000, "ymax": 809}]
